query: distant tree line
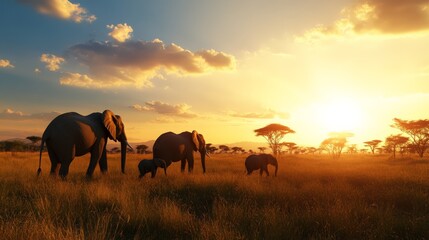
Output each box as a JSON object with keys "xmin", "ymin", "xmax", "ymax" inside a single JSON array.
[
  {"xmin": 2, "ymin": 118, "xmax": 428, "ymax": 159},
  {"xmin": 251, "ymin": 118, "xmax": 429, "ymax": 159},
  {"xmin": 0, "ymin": 136, "xmax": 42, "ymax": 152}
]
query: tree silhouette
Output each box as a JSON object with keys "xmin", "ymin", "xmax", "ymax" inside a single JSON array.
[
  {"xmin": 231, "ymin": 146, "xmax": 245, "ymax": 154},
  {"xmin": 136, "ymin": 144, "xmax": 149, "ymax": 154},
  {"xmin": 206, "ymin": 143, "xmax": 218, "ymax": 154},
  {"xmin": 363, "ymin": 140, "xmax": 382, "ymax": 154},
  {"xmin": 218, "ymin": 145, "xmax": 230, "ymax": 153},
  {"xmin": 385, "ymin": 134, "xmax": 409, "ymax": 159},
  {"xmin": 282, "ymin": 142, "xmax": 297, "ymax": 154},
  {"xmin": 320, "ymin": 137, "xmax": 347, "ymax": 159},
  {"xmin": 254, "ymin": 123, "xmax": 295, "ymax": 156},
  {"xmin": 346, "ymin": 144, "xmax": 357, "ymax": 154},
  {"xmin": 392, "ymin": 118, "xmax": 429, "ymax": 158},
  {"xmin": 26, "ymin": 136, "xmax": 42, "ymax": 151},
  {"xmin": 258, "ymin": 147, "xmax": 266, "ymax": 153},
  {"xmin": 26, "ymin": 136, "xmax": 42, "ymax": 144}
]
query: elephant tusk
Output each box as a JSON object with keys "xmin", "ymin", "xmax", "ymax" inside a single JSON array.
[{"xmin": 127, "ymin": 142, "xmax": 133, "ymax": 150}]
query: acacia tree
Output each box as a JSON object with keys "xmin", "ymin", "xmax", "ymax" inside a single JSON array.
[
  {"xmin": 392, "ymin": 118, "xmax": 429, "ymax": 158},
  {"xmin": 385, "ymin": 134, "xmax": 409, "ymax": 159},
  {"xmin": 136, "ymin": 144, "xmax": 149, "ymax": 154},
  {"xmin": 258, "ymin": 147, "xmax": 267, "ymax": 153},
  {"xmin": 282, "ymin": 142, "xmax": 297, "ymax": 154},
  {"xmin": 347, "ymin": 144, "xmax": 357, "ymax": 154},
  {"xmin": 363, "ymin": 140, "xmax": 382, "ymax": 154},
  {"xmin": 231, "ymin": 146, "xmax": 244, "ymax": 154},
  {"xmin": 218, "ymin": 145, "xmax": 230, "ymax": 153},
  {"xmin": 254, "ymin": 123, "xmax": 295, "ymax": 156},
  {"xmin": 320, "ymin": 137, "xmax": 347, "ymax": 159},
  {"xmin": 206, "ymin": 144, "xmax": 218, "ymax": 154}
]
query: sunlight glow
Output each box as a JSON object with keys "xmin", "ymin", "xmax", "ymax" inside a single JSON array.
[{"xmin": 316, "ymin": 99, "xmax": 365, "ymax": 133}]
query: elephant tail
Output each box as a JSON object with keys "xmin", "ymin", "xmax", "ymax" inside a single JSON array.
[{"xmin": 37, "ymin": 137, "xmax": 45, "ymax": 176}]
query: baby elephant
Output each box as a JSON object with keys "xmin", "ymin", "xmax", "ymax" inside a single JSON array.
[
  {"xmin": 138, "ymin": 158, "xmax": 167, "ymax": 178},
  {"xmin": 245, "ymin": 154, "xmax": 278, "ymax": 176}
]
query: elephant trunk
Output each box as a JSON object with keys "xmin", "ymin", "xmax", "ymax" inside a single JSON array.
[
  {"xmin": 274, "ymin": 163, "xmax": 278, "ymax": 177},
  {"xmin": 200, "ymin": 150, "xmax": 206, "ymax": 174},
  {"xmin": 120, "ymin": 141, "xmax": 127, "ymax": 174}
]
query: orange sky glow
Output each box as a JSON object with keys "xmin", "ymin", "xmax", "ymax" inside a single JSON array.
[{"xmin": 1, "ymin": 0, "xmax": 429, "ymax": 149}]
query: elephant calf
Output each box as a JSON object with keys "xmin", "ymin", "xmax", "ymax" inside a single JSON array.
[
  {"xmin": 245, "ymin": 154, "xmax": 278, "ymax": 176},
  {"xmin": 138, "ymin": 158, "xmax": 167, "ymax": 178}
]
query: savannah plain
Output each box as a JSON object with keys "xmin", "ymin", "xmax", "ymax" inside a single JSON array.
[{"xmin": 1, "ymin": 152, "xmax": 429, "ymax": 239}]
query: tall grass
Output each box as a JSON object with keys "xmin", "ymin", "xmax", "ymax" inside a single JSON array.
[{"xmin": 1, "ymin": 152, "xmax": 429, "ymax": 239}]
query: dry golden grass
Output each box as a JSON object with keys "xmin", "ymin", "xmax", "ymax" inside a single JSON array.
[{"xmin": 1, "ymin": 152, "xmax": 429, "ymax": 239}]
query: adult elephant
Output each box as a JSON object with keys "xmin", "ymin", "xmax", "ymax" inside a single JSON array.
[
  {"xmin": 38, "ymin": 110, "xmax": 132, "ymax": 178},
  {"xmin": 153, "ymin": 131, "xmax": 207, "ymax": 173},
  {"xmin": 245, "ymin": 154, "xmax": 278, "ymax": 176}
]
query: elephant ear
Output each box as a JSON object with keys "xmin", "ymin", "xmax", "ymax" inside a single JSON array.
[
  {"xmin": 103, "ymin": 110, "xmax": 118, "ymax": 141},
  {"xmin": 191, "ymin": 130, "xmax": 199, "ymax": 151}
]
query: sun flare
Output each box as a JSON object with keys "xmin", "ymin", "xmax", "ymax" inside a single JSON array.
[{"xmin": 316, "ymin": 99, "xmax": 365, "ymax": 133}]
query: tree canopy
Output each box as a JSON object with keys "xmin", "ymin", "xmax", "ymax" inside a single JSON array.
[
  {"xmin": 254, "ymin": 123, "xmax": 295, "ymax": 155},
  {"xmin": 363, "ymin": 140, "xmax": 382, "ymax": 154},
  {"xmin": 320, "ymin": 137, "xmax": 347, "ymax": 159},
  {"xmin": 385, "ymin": 134, "xmax": 409, "ymax": 158},
  {"xmin": 392, "ymin": 118, "xmax": 429, "ymax": 158}
]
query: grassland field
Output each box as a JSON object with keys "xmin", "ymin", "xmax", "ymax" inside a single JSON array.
[{"xmin": 1, "ymin": 152, "xmax": 429, "ymax": 239}]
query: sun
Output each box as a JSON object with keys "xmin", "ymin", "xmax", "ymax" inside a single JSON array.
[{"xmin": 316, "ymin": 99, "xmax": 365, "ymax": 133}]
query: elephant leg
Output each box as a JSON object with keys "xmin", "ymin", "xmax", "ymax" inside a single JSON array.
[
  {"xmin": 47, "ymin": 146, "xmax": 60, "ymax": 175},
  {"xmin": 180, "ymin": 159, "xmax": 186, "ymax": 172},
  {"xmin": 86, "ymin": 143, "xmax": 104, "ymax": 177},
  {"xmin": 86, "ymin": 154, "xmax": 99, "ymax": 177},
  {"xmin": 151, "ymin": 168, "xmax": 157, "ymax": 178},
  {"xmin": 58, "ymin": 146, "xmax": 75, "ymax": 179},
  {"xmin": 51, "ymin": 163, "xmax": 61, "ymax": 176},
  {"xmin": 247, "ymin": 169, "xmax": 253, "ymax": 175},
  {"xmin": 59, "ymin": 161, "xmax": 71, "ymax": 179},
  {"xmin": 262, "ymin": 166, "xmax": 269, "ymax": 176},
  {"xmin": 187, "ymin": 154, "xmax": 194, "ymax": 173},
  {"xmin": 98, "ymin": 148, "xmax": 108, "ymax": 174}
]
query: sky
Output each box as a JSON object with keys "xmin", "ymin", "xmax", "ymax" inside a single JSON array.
[{"xmin": 1, "ymin": 0, "xmax": 429, "ymax": 148}]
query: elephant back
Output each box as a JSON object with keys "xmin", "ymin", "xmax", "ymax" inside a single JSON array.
[
  {"xmin": 153, "ymin": 132, "xmax": 187, "ymax": 163},
  {"xmin": 245, "ymin": 154, "xmax": 263, "ymax": 170}
]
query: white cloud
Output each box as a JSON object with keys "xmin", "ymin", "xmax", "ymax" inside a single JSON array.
[
  {"xmin": 0, "ymin": 108, "xmax": 60, "ymax": 121},
  {"xmin": 40, "ymin": 54, "xmax": 65, "ymax": 71},
  {"xmin": 0, "ymin": 59, "xmax": 14, "ymax": 68},
  {"xmin": 63, "ymin": 39, "xmax": 235, "ymax": 88},
  {"xmin": 59, "ymin": 72, "xmax": 97, "ymax": 88},
  {"xmin": 131, "ymin": 101, "xmax": 199, "ymax": 118},
  {"xmin": 298, "ymin": 0, "xmax": 429, "ymax": 41},
  {"xmin": 107, "ymin": 23, "xmax": 133, "ymax": 42},
  {"xmin": 228, "ymin": 109, "xmax": 289, "ymax": 119},
  {"xmin": 18, "ymin": 0, "xmax": 96, "ymax": 23}
]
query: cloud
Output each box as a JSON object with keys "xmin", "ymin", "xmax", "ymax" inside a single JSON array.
[
  {"xmin": 130, "ymin": 101, "xmax": 198, "ymax": 118},
  {"xmin": 63, "ymin": 39, "xmax": 236, "ymax": 88},
  {"xmin": 328, "ymin": 131, "xmax": 355, "ymax": 138},
  {"xmin": 59, "ymin": 72, "xmax": 99, "ymax": 88},
  {"xmin": 0, "ymin": 59, "xmax": 14, "ymax": 68},
  {"xmin": 299, "ymin": 0, "xmax": 429, "ymax": 41},
  {"xmin": 228, "ymin": 109, "xmax": 289, "ymax": 119},
  {"xmin": 0, "ymin": 108, "xmax": 60, "ymax": 121},
  {"xmin": 18, "ymin": 0, "xmax": 96, "ymax": 23},
  {"xmin": 107, "ymin": 23, "xmax": 133, "ymax": 42},
  {"xmin": 40, "ymin": 54, "xmax": 65, "ymax": 71}
]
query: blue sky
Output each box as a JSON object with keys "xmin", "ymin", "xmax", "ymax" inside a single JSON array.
[{"xmin": 1, "ymin": 0, "xmax": 429, "ymax": 147}]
